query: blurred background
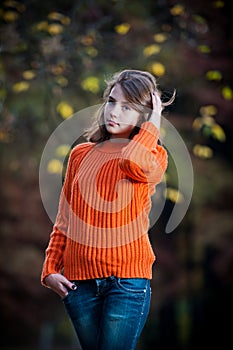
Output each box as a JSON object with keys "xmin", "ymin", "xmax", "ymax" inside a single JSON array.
[{"xmin": 0, "ymin": 0, "xmax": 232, "ymax": 349}]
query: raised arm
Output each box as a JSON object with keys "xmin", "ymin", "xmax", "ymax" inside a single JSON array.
[
  {"xmin": 119, "ymin": 124, "xmax": 167, "ymax": 186},
  {"xmin": 148, "ymin": 92, "xmax": 163, "ymax": 130}
]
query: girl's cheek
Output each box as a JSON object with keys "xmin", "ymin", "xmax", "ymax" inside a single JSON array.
[{"xmin": 105, "ymin": 105, "xmax": 111, "ymax": 115}]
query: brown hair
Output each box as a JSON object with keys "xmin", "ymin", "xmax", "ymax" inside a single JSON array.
[{"xmin": 84, "ymin": 69, "xmax": 175, "ymax": 143}]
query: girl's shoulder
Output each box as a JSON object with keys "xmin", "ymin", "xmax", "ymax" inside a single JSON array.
[{"xmin": 70, "ymin": 142, "xmax": 95, "ymax": 160}]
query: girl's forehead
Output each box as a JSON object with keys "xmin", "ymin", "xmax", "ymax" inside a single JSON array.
[{"xmin": 110, "ymin": 84, "xmax": 128, "ymax": 102}]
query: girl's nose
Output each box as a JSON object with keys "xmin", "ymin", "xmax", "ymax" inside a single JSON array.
[{"xmin": 110, "ymin": 103, "xmax": 121, "ymax": 118}]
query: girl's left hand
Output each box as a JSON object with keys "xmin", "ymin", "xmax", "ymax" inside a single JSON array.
[{"xmin": 149, "ymin": 92, "xmax": 162, "ymax": 130}]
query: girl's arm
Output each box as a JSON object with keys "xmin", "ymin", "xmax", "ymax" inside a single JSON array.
[
  {"xmin": 119, "ymin": 93, "xmax": 167, "ymax": 185},
  {"xmin": 41, "ymin": 147, "xmax": 78, "ymax": 287}
]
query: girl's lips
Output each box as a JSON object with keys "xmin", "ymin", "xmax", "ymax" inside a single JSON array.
[{"xmin": 108, "ymin": 120, "xmax": 119, "ymax": 126}]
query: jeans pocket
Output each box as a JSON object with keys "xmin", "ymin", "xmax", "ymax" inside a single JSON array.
[
  {"xmin": 61, "ymin": 290, "xmax": 71, "ymax": 302},
  {"xmin": 116, "ymin": 278, "xmax": 149, "ymax": 293},
  {"xmin": 61, "ymin": 281, "xmax": 80, "ymax": 303}
]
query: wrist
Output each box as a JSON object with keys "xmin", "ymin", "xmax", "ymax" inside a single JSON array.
[{"xmin": 149, "ymin": 118, "xmax": 160, "ymax": 130}]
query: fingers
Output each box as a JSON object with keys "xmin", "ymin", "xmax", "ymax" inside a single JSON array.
[
  {"xmin": 149, "ymin": 92, "xmax": 162, "ymax": 130},
  {"xmin": 44, "ymin": 273, "xmax": 77, "ymax": 298},
  {"xmin": 59, "ymin": 274, "xmax": 76, "ymax": 290},
  {"xmin": 151, "ymin": 92, "xmax": 162, "ymax": 114}
]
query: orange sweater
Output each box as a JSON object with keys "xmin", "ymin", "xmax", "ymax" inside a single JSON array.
[{"xmin": 41, "ymin": 122, "xmax": 167, "ymax": 284}]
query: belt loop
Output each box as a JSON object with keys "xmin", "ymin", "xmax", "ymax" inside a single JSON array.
[{"xmin": 95, "ymin": 278, "xmax": 101, "ymax": 296}]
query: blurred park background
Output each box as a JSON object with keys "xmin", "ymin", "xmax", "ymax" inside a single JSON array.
[{"xmin": 0, "ymin": 0, "xmax": 232, "ymax": 349}]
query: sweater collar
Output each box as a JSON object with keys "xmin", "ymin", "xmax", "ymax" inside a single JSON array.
[{"xmin": 93, "ymin": 138, "xmax": 129, "ymax": 153}]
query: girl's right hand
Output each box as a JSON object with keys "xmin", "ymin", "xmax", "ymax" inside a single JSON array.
[
  {"xmin": 44, "ymin": 273, "xmax": 77, "ymax": 298},
  {"xmin": 149, "ymin": 92, "xmax": 163, "ymax": 130}
]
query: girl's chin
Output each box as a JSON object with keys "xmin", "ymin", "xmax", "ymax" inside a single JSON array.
[
  {"xmin": 105, "ymin": 124, "xmax": 135, "ymax": 138},
  {"xmin": 109, "ymin": 131, "xmax": 133, "ymax": 139}
]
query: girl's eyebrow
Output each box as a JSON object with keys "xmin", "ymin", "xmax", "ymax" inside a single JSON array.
[
  {"xmin": 108, "ymin": 95, "xmax": 129, "ymax": 104},
  {"xmin": 108, "ymin": 96, "xmax": 116, "ymax": 101}
]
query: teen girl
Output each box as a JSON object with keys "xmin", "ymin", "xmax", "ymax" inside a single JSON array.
[{"xmin": 41, "ymin": 69, "xmax": 175, "ymax": 350}]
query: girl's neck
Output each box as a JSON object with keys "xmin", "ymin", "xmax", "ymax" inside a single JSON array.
[{"xmin": 94, "ymin": 138, "xmax": 129, "ymax": 153}]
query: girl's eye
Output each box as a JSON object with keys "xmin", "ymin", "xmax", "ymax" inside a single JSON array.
[
  {"xmin": 122, "ymin": 105, "xmax": 130, "ymax": 111},
  {"xmin": 107, "ymin": 98, "xmax": 115, "ymax": 104}
]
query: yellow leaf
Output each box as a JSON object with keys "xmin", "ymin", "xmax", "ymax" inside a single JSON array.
[
  {"xmin": 143, "ymin": 44, "xmax": 161, "ymax": 57},
  {"xmin": 81, "ymin": 76, "xmax": 100, "ymax": 93},
  {"xmin": 192, "ymin": 117, "xmax": 203, "ymax": 131},
  {"xmin": 35, "ymin": 21, "xmax": 48, "ymax": 31},
  {"xmin": 160, "ymin": 126, "xmax": 166, "ymax": 138},
  {"xmin": 114, "ymin": 23, "xmax": 131, "ymax": 35},
  {"xmin": 85, "ymin": 46, "xmax": 98, "ymax": 57},
  {"xmin": 170, "ymin": 4, "xmax": 185, "ymax": 16},
  {"xmin": 211, "ymin": 124, "xmax": 226, "ymax": 142},
  {"xmin": 164, "ymin": 188, "xmax": 184, "ymax": 203},
  {"xmin": 22, "ymin": 70, "xmax": 36, "ymax": 80},
  {"xmin": 198, "ymin": 45, "xmax": 211, "ymax": 54},
  {"xmin": 153, "ymin": 33, "xmax": 167, "ymax": 43},
  {"xmin": 56, "ymin": 145, "xmax": 71, "ymax": 157},
  {"xmin": 222, "ymin": 86, "xmax": 233, "ymax": 100},
  {"xmin": 149, "ymin": 62, "xmax": 165, "ymax": 77},
  {"xmin": 164, "ymin": 172, "xmax": 169, "ymax": 182},
  {"xmin": 206, "ymin": 70, "xmax": 222, "ymax": 81},
  {"xmin": 61, "ymin": 16, "xmax": 71, "ymax": 26},
  {"xmin": 47, "ymin": 12, "xmax": 71, "ymax": 26},
  {"xmin": 212, "ymin": 1, "xmax": 225, "ymax": 8},
  {"xmin": 47, "ymin": 23, "xmax": 63, "ymax": 35},
  {"xmin": 202, "ymin": 115, "xmax": 215, "ymax": 127},
  {"xmin": 199, "ymin": 105, "xmax": 217, "ymax": 116},
  {"xmin": 56, "ymin": 101, "xmax": 74, "ymax": 119},
  {"xmin": 3, "ymin": 10, "xmax": 19, "ymax": 22},
  {"xmin": 193, "ymin": 144, "xmax": 213, "ymax": 159},
  {"xmin": 12, "ymin": 81, "xmax": 30, "ymax": 93},
  {"xmin": 47, "ymin": 159, "xmax": 63, "ymax": 174},
  {"xmin": 55, "ymin": 76, "xmax": 68, "ymax": 87},
  {"xmin": 48, "ymin": 12, "xmax": 64, "ymax": 21}
]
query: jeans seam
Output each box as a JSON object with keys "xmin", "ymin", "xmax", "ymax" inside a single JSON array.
[
  {"xmin": 131, "ymin": 281, "xmax": 149, "ymax": 349},
  {"xmin": 116, "ymin": 278, "xmax": 148, "ymax": 293}
]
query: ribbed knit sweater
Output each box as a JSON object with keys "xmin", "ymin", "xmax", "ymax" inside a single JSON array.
[{"xmin": 41, "ymin": 121, "xmax": 168, "ymax": 284}]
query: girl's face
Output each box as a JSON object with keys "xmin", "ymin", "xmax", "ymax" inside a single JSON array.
[{"xmin": 104, "ymin": 84, "xmax": 140, "ymax": 139}]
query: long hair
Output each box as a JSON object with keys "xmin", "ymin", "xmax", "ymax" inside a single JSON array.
[{"xmin": 84, "ymin": 69, "xmax": 175, "ymax": 143}]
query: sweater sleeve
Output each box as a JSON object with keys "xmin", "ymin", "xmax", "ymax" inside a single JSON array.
[
  {"xmin": 119, "ymin": 121, "xmax": 168, "ymax": 185},
  {"xmin": 40, "ymin": 144, "xmax": 91, "ymax": 286}
]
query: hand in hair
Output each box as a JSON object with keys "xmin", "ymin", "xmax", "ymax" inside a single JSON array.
[{"xmin": 149, "ymin": 92, "xmax": 162, "ymax": 130}]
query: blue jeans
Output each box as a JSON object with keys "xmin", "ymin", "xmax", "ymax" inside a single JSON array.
[{"xmin": 62, "ymin": 276, "xmax": 151, "ymax": 350}]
